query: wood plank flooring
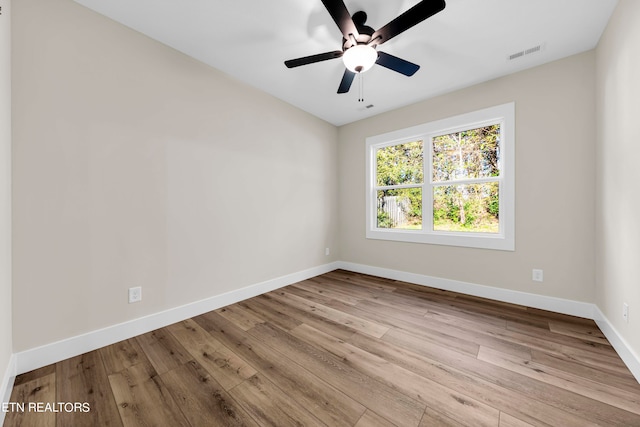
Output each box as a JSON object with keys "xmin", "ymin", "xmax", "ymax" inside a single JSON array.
[{"xmin": 5, "ymin": 270, "xmax": 640, "ymax": 426}]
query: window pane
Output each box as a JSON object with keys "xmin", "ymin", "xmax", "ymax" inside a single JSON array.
[
  {"xmin": 376, "ymin": 141, "xmax": 423, "ymax": 186},
  {"xmin": 432, "ymin": 125, "xmax": 500, "ymax": 182},
  {"xmin": 377, "ymin": 188, "xmax": 422, "ymax": 229},
  {"xmin": 433, "ymin": 183, "xmax": 499, "ymax": 233}
]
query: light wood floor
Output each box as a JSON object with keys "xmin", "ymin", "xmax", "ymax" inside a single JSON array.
[{"xmin": 5, "ymin": 270, "xmax": 640, "ymax": 426}]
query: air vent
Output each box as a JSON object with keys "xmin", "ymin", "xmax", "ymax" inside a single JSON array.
[
  {"xmin": 366, "ymin": 104, "xmax": 374, "ymax": 109},
  {"xmin": 507, "ymin": 43, "xmax": 544, "ymax": 61}
]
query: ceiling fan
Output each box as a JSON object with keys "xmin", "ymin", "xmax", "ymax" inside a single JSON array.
[{"xmin": 285, "ymin": 0, "xmax": 446, "ymax": 94}]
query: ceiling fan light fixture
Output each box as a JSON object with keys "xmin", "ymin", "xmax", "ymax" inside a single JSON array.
[{"xmin": 342, "ymin": 44, "xmax": 377, "ymax": 73}]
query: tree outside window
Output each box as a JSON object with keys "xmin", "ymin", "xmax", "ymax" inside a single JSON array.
[{"xmin": 431, "ymin": 124, "xmax": 501, "ymax": 233}]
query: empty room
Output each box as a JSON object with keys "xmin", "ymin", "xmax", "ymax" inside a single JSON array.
[{"xmin": 1, "ymin": 0, "xmax": 640, "ymax": 425}]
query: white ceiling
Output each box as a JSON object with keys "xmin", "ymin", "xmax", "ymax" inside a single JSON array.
[{"xmin": 73, "ymin": 0, "xmax": 618, "ymax": 126}]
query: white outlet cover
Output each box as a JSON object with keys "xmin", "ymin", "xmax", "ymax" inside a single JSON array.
[
  {"xmin": 532, "ymin": 269, "xmax": 544, "ymax": 282},
  {"xmin": 128, "ymin": 287, "xmax": 142, "ymax": 303}
]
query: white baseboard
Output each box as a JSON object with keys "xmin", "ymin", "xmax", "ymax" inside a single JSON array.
[
  {"xmin": 593, "ymin": 307, "xmax": 640, "ymax": 383},
  {"xmin": 14, "ymin": 262, "xmax": 340, "ymax": 375},
  {"xmin": 337, "ymin": 262, "xmax": 596, "ymax": 318},
  {"xmin": 337, "ymin": 261, "xmax": 640, "ymax": 383},
  {"xmin": 0, "ymin": 353, "xmax": 17, "ymax": 426}
]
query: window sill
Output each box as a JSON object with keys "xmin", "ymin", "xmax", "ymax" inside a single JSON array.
[{"xmin": 366, "ymin": 228, "xmax": 515, "ymax": 251}]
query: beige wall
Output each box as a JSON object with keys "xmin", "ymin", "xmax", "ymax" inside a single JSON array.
[
  {"xmin": 596, "ymin": 0, "xmax": 640, "ymax": 359},
  {"xmin": 1, "ymin": 0, "xmax": 13, "ymax": 385},
  {"xmin": 11, "ymin": 0, "xmax": 338, "ymax": 352},
  {"xmin": 338, "ymin": 52, "xmax": 596, "ymax": 302}
]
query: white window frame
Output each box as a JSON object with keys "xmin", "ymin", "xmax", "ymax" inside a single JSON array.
[{"xmin": 366, "ymin": 102, "xmax": 515, "ymax": 251}]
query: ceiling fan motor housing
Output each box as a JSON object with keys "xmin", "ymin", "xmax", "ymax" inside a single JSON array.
[{"xmin": 342, "ymin": 11, "xmax": 375, "ymax": 50}]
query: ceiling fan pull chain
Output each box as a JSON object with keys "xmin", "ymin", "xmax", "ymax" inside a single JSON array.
[{"xmin": 358, "ymin": 73, "xmax": 364, "ymax": 102}]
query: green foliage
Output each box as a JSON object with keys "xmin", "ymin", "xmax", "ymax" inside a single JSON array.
[
  {"xmin": 432, "ymin": 125, "xmax": 500, "ymax": 182},
  {"xmin": 431, "ymin": 125, "xmax": 501, "ymax": 233},
  {"xmin": 433, "ymin": 183, "xmax": 499, "ymax": 233},
  {"xmin": 377, "ymin": 210, "xmax": 392, "ymax": 229},
  {"xmin": 488, "ymin": 189, "xmax": 500, "ymax": 218},
  {"xmin": 375, "ymin": 126, "xmax": 500, "ymax": 233},
  {"xmin": 376, "ymin": 141, "xmax": 423, "ymax": 186}
]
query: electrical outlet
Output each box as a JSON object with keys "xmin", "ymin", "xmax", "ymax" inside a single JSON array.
[
  {"xmin": 623, "ymin": 303, "xmax": 629, "ymax": 323},
  {"xmin": 128, "ymin": 287, "xmax": 142, "ymax": 304},
  {"xmin": 325, "ymin": 247, "xmax": 330, "ymax": 256},
  {"xmin": 532, "ymin": 269, "xmax": 544, "ymax": 282}
]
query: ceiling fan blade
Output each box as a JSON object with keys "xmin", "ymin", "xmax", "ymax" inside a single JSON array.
[
  {"xmin": 371, "ymin": 0, "xmax": 445, "ymax": 46},
  {"xmin": 285, "ymin": 51, "xmax": 343, "ymax": 68},
  {"xmin": 321, "ymin": 0, "xmax": 360, "ymax": 40},
  {"xmin": 376, "ymin": 51, "xmax": 420, "ymax": 76},
  {"xmin": 337, "ymin": 69, "xmax": 356, "ymax": 93}
]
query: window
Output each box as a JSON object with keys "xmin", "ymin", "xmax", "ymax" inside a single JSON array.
[{"xmin": 366, "ymin": 103, "xmax": 515, "ymax": 251}]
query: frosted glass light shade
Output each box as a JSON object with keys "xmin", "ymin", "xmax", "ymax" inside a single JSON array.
[{"xmin": 342, "ymin": 45, "xmax": 377, "ymax": 73}]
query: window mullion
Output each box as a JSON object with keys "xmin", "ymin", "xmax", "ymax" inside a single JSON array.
[
  {"xmin": 432, "ymin": 176, "xmax": 502, "ymax": 187},
  {"xmin": 374, "ymin": 183, "xmax": 423, "ymax": 191},
  {"xmin": 425, "ymin": 135, "xmax": 433, "ymax": 234}
]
